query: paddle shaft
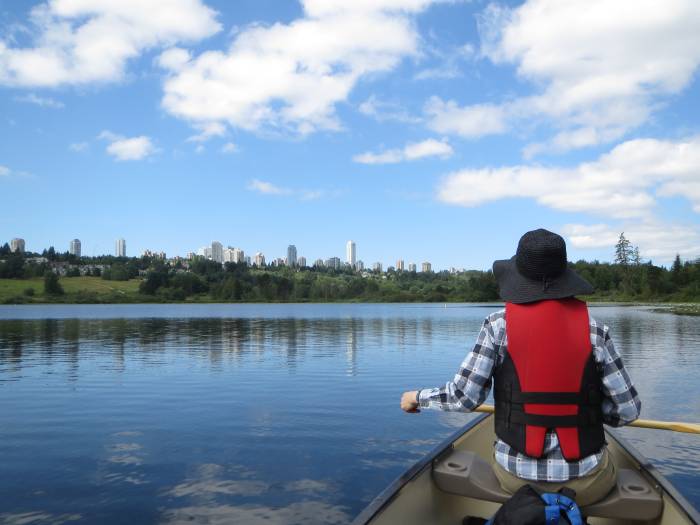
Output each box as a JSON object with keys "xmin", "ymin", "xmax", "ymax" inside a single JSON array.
[{"xmin": 472, "ymin": 405, "xmax": 700, "ymax": 435}]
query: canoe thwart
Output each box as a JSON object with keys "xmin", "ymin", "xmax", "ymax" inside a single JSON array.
[{"xmin": 433, "ymin": 449, "xmax": 663, "ymax": 521}]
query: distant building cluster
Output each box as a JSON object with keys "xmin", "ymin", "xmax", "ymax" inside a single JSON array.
[
  {"xmin": 4, "ymin": 236, "xmax": 435, "ymax": 274},
  {"xmin": 143, "ymin": 249, "xmax": 166, "ymax": 260}
]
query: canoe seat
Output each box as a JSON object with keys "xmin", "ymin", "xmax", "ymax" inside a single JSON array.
[
  {"xmin": 433, "ymin": 450, "xmax": 663, "ymax": 521},
  {"xmin": 582, "ymin": 468, "xmax": 663, "ymax": 520}
]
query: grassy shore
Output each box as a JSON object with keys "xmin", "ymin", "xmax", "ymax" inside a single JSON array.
[
  {"xmin": 0, "ymin": 277, "xmax": 143, "ymax": 304},
  {"xmin": 2, "ymin": 277, "xmax": 699, "ymax": 311},
  {"xmin": 651, "ymin": 304, "xmax": 700, "ymax": 316}
]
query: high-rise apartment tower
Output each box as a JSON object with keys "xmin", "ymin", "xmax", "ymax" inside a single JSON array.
[
  {"xmin": 115, "ymin": 238, "xmax": 126, "ymax": 257},
  {"xmin": 70, "ymin": 239, "xmax": 81, "ymax": 257},
  {"xmin": 346, "ymin": 240, "xmax": 356, "ymax": 265}
]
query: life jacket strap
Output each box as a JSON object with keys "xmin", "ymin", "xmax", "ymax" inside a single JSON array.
[
  {"xmin": 494, "ymin": 388, "xmax": 601, "ymax": 405},
  {"xmin": 496, "ymin": 407, "xmax": 602, "ymax": 427}
]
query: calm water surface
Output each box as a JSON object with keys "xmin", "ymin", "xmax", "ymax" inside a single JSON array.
[{"xmin": 0, "ymin": 304, "xmax": 699, "ymax": 524}]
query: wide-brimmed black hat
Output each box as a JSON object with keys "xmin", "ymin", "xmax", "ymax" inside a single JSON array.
[{"xmin": 492, "ymin": 229, "xmax": 594, "ymax": 304}]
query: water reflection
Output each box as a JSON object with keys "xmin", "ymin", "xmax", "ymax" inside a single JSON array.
[
  {"xmin": 0, "ymin": 512, "xmax": 82, "ymax": 525},
  {"xmin": 161, "ymin": 463, "xmax": 349, "ymax": 525},
  {"xmin": 0, "ymin": 316, "xmax": 448, "ymax": 376}
]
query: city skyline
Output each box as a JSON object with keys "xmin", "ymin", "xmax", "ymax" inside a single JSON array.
[
  {"xmin": 2, "ymin": 1, "xmax": 699, "ymax": 268},
  {"xmin": 4, "ymin": 235, "xmax": 451, "ymax": 272}
]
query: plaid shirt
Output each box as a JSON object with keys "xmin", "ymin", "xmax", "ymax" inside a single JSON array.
[{"xmin": 418, "ymin": 308, "xmax": 641, "ymax": 482}]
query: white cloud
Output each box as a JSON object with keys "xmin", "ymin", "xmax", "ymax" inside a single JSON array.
[
  {"xmin": 186, "ymin": 122, "xmax": 226, "ymax": 143},
  {"xmin": 221, "ymin": 142, "xmax": 238, "ymax": 154},
  {"xmin": 69, "ymin": 142, "xmax": 88, "ymax": 152},
  {"xmin": 159, "ymin": 0, "xmax": 439, "ymax": 135},
  {"xmin": 424, "ymin": 96, "xmax": 508, "ymax": 138},
  {"xmin": 562, "ymin": 222, "xmax": 700, "ymax": 263},
  {"xmin": 0, "ymin": 0, "xmax": 220, "ymax": 87},
  {"xmin": 358, "ymin": 95, "xmax": 421, "ymax": 124},
  {"xmin": 247, "ymin": 179, "xmax": 292, "ymax": 196},
  {"xmin": 414, "ymin": 42, "xmax": 475, "ymax": 80},
  {"xmin": 99, "ymin": 131, "xmax": 157, "ymax": 161},
  {"xmin": 247, "ymin": 179, "xmax": 337, "ymax": 201},
  {"xmin": 442, "ymin": 0, "xmax": 700, "ymax": 154},
  {"xmin": 14, "ymin": 93, "xmax": 64, "ymax": 108},
  {"xmin": 354, "ymin": 138, "xmax": 453, "ymax": 164},
  {"xmin": 0, "ymin": 165, "xmax": 32, "ymax": 178},
  {"xmin": 437, "ymin": 136, "xmax": 700, "ymax": 218}
]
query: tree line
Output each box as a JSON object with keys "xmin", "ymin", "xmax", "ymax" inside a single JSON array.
[{"xmin": 1, "ymin": 237, "xmax": 698, "ymax": 303}]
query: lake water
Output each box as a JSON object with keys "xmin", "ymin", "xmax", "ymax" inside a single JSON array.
[{"xmin": 0, "ymin": 304, "xmax": 699, "ymax": 524}]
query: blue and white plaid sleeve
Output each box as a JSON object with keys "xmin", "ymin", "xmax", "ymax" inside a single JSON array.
[
  {"xmin": 418, "ymin": 312, "xmax": 501, "ymax": 412},
  {"xmin": 590, "ymin": 317, "xmax": 641, "ymax": 427}
]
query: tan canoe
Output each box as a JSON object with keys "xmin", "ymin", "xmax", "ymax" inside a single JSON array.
[{"xmin": 353, "ymin": 414, "xmax": 699, "ymax": 524}]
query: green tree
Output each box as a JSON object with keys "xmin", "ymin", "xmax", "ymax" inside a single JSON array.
[
  {"xmin": 0, "ymin": 254, "xmax": 25, "ymax": 278},
  {"xmin": 614, "ymin": 233, "xmax": 631, "ymax": 266},
  {"xmin": 44, "ymin": 271, "xmax": 64, "ymax": 295}
]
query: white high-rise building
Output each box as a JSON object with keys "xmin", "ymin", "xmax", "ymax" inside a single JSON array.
[
  {"xmin": 223, "ymin": 247, "xmax": 244, "ymax": 264},
  {"xmin": 115, "ymin": 238, "xmax": 126, "ymax": 257},
  {"xmin": 70, "ymin": 239, "xmax": 81, "ymax": 257},
  {"xmin": 211, "ymin": 241, "xmax": 223, "ymax": 263},
  {"xmin": 314, "ymin": 258, "xmax": 325, "ymax": 268},
  {"xmin": 254, "ymin": 252, "xmax": 266, "ymax": 266},
  {"xmin": 422, "ymin": 262, "xmax": 432, "ymax": 273},
  {"xmin": 372, "ymin": 262, "xmax": 382, "ymax": 272},
  {"xmin": 298, "ymin": 256, "xmax": 307, "ymax": 267},
  {"xmin": 326, "ymin": 257, "xmax": 341, "ymax": 270},
  {"xmin": 287, "ymin": 245, "xmax": 297, "ymax": 267},
  {"xmin": 346, "ymin": 240, "xmax": 356, "ymax": 265},
  {"xmin": 408, "ymin": 263, "xmax": 417, "ymax": 272},
  {"xmin": 354, "ymin": 260, "xmax": 364, "ymax": 271},
  {"xmin": 10, "ymin": 238, "xmax": 25, "ymax": 253},
  {"xmin": 396, "ymin": 259, "xmax": 404, "ymax": 271}
]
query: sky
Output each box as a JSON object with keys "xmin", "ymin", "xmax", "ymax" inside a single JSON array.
[{"xmin": 1, "ymin": 0, "xmax": 699, "ymax": 270}]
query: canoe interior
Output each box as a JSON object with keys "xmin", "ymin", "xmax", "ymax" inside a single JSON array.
[{"xmin": 357, "ymin": 415, "xmax": 698, "ymax": 525}]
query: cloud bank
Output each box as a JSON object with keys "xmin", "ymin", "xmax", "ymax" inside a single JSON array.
[
  {"xmin": 437, "ymin": 136, "xmax": 700, "ymax": 219},
  {"xmin": 428, "ymin": 0, "xmax": 700, "ymax": 154},
  {"xmin": 158, "ymin": 0, "xmax": 439, "ymax": 135},
  {"xmin": 0, "ymin": 0, "xmax": 220, "ymax": 87}
]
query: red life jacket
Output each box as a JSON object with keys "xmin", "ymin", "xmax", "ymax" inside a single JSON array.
[{"xmin": 493, "ymin": 298, "xmax": 604, "ymax": 461}]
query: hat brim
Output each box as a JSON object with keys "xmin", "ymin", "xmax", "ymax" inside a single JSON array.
[{"xmin": 492, "ymin": 256, "xmax": 594, "ymax": 304}]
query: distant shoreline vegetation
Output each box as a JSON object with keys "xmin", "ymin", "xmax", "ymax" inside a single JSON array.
[{"xmin": 0, "ymin": 240, "xmax": 698, "ymax": 306}]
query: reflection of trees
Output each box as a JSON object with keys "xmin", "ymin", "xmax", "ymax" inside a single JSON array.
[{"xmin": 2, "ymin": 313, "xmax": 451, "ymax": 378}]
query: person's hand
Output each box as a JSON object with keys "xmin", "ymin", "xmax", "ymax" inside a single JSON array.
[{"xmin": 401, "ymin": 390, "xmax": 420, "ymax": 413}]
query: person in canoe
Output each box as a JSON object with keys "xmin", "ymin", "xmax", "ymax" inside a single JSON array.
[{"xmin": 401, "ymin": 228, "xmax": 641, "ymax": 506}]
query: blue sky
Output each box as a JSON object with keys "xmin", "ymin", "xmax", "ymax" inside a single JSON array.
[{"xmin": 1, "ymin": 0, "xmax": 699, "ymax": 270}]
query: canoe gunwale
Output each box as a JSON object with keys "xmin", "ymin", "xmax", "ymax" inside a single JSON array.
[
  {"xmin": 350, "ymin": 413, "xmax": 489, "ymax": 525},
  {"xmin": 606, "ymin": 428, "xmax": 700, "ymax": 524},
  {"xmin": 352, "ymin": 415, "xmax": 700, "ymax": 525}
]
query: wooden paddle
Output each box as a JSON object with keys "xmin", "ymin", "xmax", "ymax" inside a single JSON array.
[{"xmin": 472, "ymin": 405, "xmax": 700, "ymax": 435}]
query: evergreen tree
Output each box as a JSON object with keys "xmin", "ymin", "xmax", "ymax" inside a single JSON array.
[
  {"xmin": 44, "ymin": 271, "xmax": 64, "ymax": 295},
  {"xmin": 631, "ymin": 246, "xmax": 641, "ymax": 266},
  {"xmin": 614, "ymin": 233, "xmax": 631, "ymax": 266}
]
